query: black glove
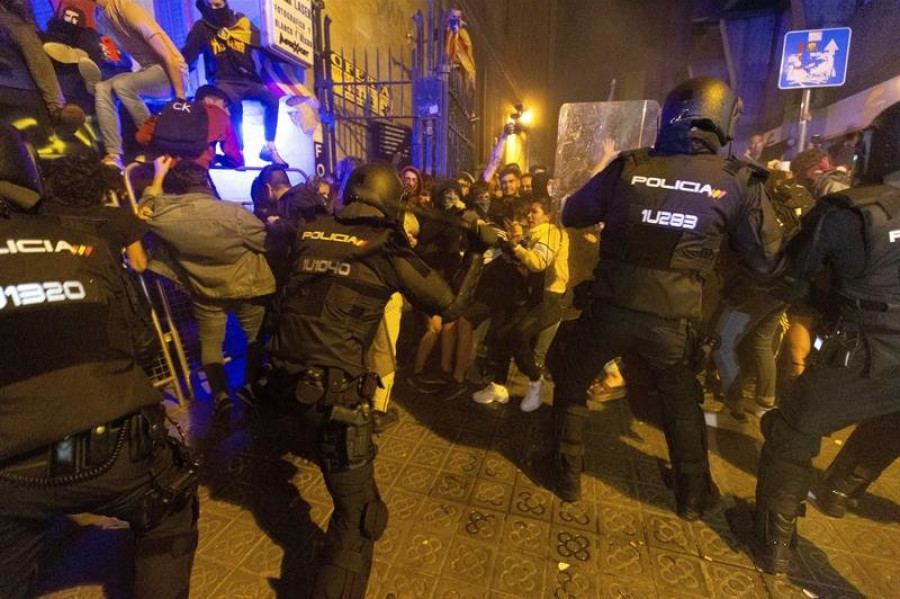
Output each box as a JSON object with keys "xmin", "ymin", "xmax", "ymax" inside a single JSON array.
[{"xmin": 460, "ymin": 210, "xmax": 502, "ymax": 252}]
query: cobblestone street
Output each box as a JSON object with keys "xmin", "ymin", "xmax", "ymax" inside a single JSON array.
[{"xmin": 36, "ymin": 378, "xmax": 900, "ymax": 598}]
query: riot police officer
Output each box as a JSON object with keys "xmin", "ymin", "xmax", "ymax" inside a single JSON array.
[
  {"xmin": 0, "ymin": 125, "xmax": 198, "ymax": 597},
  {"xmin": 551, "ymin": 77, "xmax": 782, "ymax": 519},
  {"xmin": 728, "ymin": 101, "xmax": 900, "ymax": 573},
  {"xmin": 268, "ymin": 162, "xmax": 498, "ymax": 598}
]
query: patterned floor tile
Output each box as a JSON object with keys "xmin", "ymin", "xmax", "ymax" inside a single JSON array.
[
  {"xmin": 552, "ymin": 498, "xmax": 598, "ymax": 533},
  {"xmin": 378, "ymin": 436, "xmax": 420, "ymax": 463},
  {"xmin": 597, "ymin": 503, "xmax": 644, "ymax": 542},
  {"xmin": 762, "ymin": 575, "xmax": 866, "ymax": 599},
  {"xmin": 416, "ymin": 497, "xmax": 468, "ymax": 534},
  {"xmin": 702, "ymin": 562, "xmax": 767, "ymax": 599},
  {"xmin": 489, "ymin": 551, "xmax": 545, "ymax": 598},
  {"xmin": 642, "ymin": 511, "xmax": 699, "ymax": 556},
  {"xmin": 395, "ymin": 464, "xmax": 440, "ymax": 494},
  {"xmin": 432, "ymin": 578, "xmax": 489, "ymax": 599},
  {"xmin": 586, "ymin": 453, "xmax": 635, "ymax": 483},
  {"xmin": 213, "ymin": 568, "xmax": 276, "ymax": 598},
  {"xmin": 470, "ymin": 479, "xmax": 514, "ymax": 512},
  {"xmin": 410, "ymin": 442, "xmax": 452, "ymax": 469},
  {"xmin": 442, "ymin": 537, "xmax": 498, "ymax": 588},
  {"xmin": 394, "ymin": 529, "xmax": 453, "ymax": 576},
  {"xmin": 501, "ymin": 515, "xmax": 551, "ymax": 557},
  {"xmin": 593, "ymin": 477, "xmax": 639, "ymax": 508},
  {"xmin": 549, "ymin": 525, "xmax": 597, "ymax": 569},
  {"xmin": 202, "ymin": 518, "xmax": 268, "ymax": 567},
  {"xmin": 595, "ymin": 534, "xmax": 652, "ymax": 579},
  {"xmin": 196, "ymin": 510, "xmax": 236, "ymax": 555},
  {"xmin": 477, "ymin": 452, "xmax": 518, "ymax": 485},
  {"xmin": 598, "ymin": 574, "xmax": 658, "ymax": 599},
  {"xmin": 543, "ymin": 563, "xmax": 598, "ymax": 599},
  {"xmin": 431, "ymin": 472, "xmax": 477, "ymax": 503},
  {"xmin": 796, "ymin": 543, "xmax": 879, "ymax": 596},
  {"xmin": 649, "ymin": 548, "xmax": 712, "ymax": 597},
  {"xmin": 458, "ymin": 506, "xmax": 507, "ymax": 543},
  {"xmin": 509, "ymin": 485, "xmax": 554, "ymax": 522},
  {"xmin": 374, "ymin": 519, "xmax": 411, "ymax": 565},
  {"xmin": 187, "ymin": 555, "xmax": 234, "ymax": 599},
  {"xmin": 375, "ymin": 566, "xmax": 438, "ymax": 599},
  {"xmin": 444, "ymin": 447, "xmax": 487, "ymax": 476},
  {"xmin": 383, "ymin": 487, "xmax": 426, "ymax": 524},
  {"xmin": 692, "ymin": 523, "xmax": 755, "ymax": 569},
  {"xmin": 636, "ymin": 482, "xmax": 678, "ymax": 515}
]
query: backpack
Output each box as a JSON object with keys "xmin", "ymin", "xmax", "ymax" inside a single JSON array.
[{"xmin": 151, "ymin": 100, "xmax": 209, "ymax": 158}]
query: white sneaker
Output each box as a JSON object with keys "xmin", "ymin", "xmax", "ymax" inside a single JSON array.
[
  {"xmin": 472, "ymin": 382, "xmax": 509, "ymax": 405},
  {"xmin": 520, "ymin": 378, "xmax": 543, "ymax": 412}
]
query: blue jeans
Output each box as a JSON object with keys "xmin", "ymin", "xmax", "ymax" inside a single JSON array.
[{"xmin": 94, "ymin": 64, "xmax": 172, "ymax": 156}]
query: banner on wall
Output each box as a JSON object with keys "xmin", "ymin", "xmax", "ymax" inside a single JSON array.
[
  {"xmin": 329, "ymin": 53, "xmax": 391, "ymax": 117},
  {"xmin": 261, "ymin": 0, "xmax": 314, "ymax": 67}
]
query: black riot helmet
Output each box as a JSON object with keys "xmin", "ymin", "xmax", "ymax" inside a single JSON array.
[
  {"xmin": 857, "ymin": 100, "xmax": 900, "ymax": 185},
  {"xmin": 0, "ymin": 123, "xmax": 42, "ymax": 212},
  {"xmin": 341, "ymin": 162, "xmax": 407, "ymax": 223},
  {"xmin": 659, "ymin": 77, "xmax": 743, "ymax": 145}
]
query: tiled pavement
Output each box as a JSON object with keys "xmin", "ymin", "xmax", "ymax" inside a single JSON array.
[{"xmin": 35, "ymin": 377, "xmax": 900, "ymax": 599}]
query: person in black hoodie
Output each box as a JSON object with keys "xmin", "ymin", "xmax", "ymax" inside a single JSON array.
[{"xmin": 181, "ymin": 0, "xmax": 287, "ymax": 165}]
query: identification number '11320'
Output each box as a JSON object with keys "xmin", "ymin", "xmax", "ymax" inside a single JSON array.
[{"xmin": 0, "ymin": 281, "xmax": 87, "ymax": 310}]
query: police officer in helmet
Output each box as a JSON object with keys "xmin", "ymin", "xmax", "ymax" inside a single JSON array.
[
  {"xmin": 0, "ymin": 125, "xmax": 198, "ymax": 597},
  {"xmin": 727, "ymin": 100, "xmax": 900, "ymax": 573},
  {"xmin": 551, "ymin": 77, "xmax": 782, "ymax": 519},
  {"xmin": 268, "ymin": 162, "xmax": 499, "ymax": 598}
]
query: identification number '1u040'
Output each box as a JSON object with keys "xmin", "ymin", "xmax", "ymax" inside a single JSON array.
[{"xmin": 0, "ymin": 281, "xmax": 87, "ymax": 311}]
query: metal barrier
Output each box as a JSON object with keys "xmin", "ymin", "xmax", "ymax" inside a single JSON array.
[{"xmin": 122, "ymin": 162, "xmax": 195, "ymax": 403}]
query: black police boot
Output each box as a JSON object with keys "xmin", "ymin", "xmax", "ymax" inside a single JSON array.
[
  {"xmin": 554, "ymin": 404, "xmax": 588, "ymax": 502},
  {"xmin": 314, "ymin": 464, "xmax": 387, "ymax": 599},
  {"xmin": 676, "ymin": 470, "xmax": 720, "ymax": 521},
  {"xmin": 750, "ymin": 507, "xmax": 797, "ymax": 574},
  {"xmin": 813, "ymin": 459, "xmax": 875, "ymax": 518}
]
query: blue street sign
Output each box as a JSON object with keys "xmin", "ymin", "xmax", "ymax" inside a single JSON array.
[{"xmin": 779, "ymin": 28, "xmax": 852, "ymax": 89}]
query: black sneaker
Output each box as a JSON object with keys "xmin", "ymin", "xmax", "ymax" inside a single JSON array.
[
  {"xmin": 442, "ymin": 381, "xmax": 471, "ymax": 401},
  {"xmin": 235, "ymin": 384, "xmax": 257, "ymax": 409},
  {"xmin": 213, "ymin": 392, "xmax": 233, "ymax": 419},
  {"xmin": 408, "ymin": 373, "xmax": 449, "ymax": 393},
  {"xmin": 373, "ymin": 406, "xmax": 400, "ymax": 433}
]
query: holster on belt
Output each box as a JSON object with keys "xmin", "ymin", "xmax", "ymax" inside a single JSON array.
[{"xmin": 295, "ymin": 366, "xmax": 382, "ymax": 425}]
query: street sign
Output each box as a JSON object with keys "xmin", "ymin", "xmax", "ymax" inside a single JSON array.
[
  {"xmin": 261, "ymin": 0, "xmax": 315, "ymax": 67},
  {"xmin": 779, "ymin": 27, "xmax": 852, "ymax": 89}
]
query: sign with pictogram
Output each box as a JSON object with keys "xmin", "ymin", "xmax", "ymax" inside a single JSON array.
[{"xmin": 779, "ymin": 28, "xmax": 852, "ymax": 89}]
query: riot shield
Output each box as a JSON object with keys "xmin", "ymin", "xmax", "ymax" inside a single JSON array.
[{"xmin": 553, "ymin": 100, "xmax": 660, "ymax": 201}]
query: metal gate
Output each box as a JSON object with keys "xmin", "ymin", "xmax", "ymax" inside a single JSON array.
[{"xmin": 313, "ymin": 1, "xmax": 476, "ymax": 177}]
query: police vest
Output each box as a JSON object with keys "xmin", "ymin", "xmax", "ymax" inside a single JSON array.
[
  {"xmin": 270, "ymin": 215, "xmax": 400, "ymax": 376},
  {"xmin": 594, "ymin": 149, "xmax": 762, "ymax": 320},
  {"xmin": 825, "ymin": 185, "xmax": 900, "ymax": 310},
  {"xmin": 0, "ymin": 212, "xmax": 158, "ymax": 460}
]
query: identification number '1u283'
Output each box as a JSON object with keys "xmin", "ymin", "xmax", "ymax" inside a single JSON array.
[{"xmin": 640, "ymin": 209, "xmax": 698, "ymax": 230}]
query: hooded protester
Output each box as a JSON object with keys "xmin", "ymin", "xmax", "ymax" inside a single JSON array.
[{"xmin": 181, "ymin": 0, "xmax": 288, "ymax": 165}]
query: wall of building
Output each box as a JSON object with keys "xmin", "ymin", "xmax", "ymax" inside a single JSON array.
[{"xmin": 454, "ymin": 0, "xmax": 557, "ymax": 170}]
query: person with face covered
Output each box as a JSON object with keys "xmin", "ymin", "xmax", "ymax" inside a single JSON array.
[{"xmin": 182, "ymin": 0, "xmax": 287, "ymax": 165}]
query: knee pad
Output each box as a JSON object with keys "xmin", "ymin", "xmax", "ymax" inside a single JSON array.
[{"xmin": 362, "ymin": 498, "xmax": 389, "ymax": 541}]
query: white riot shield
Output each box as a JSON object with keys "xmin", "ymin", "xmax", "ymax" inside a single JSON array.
[{"xmin": 553, "ymin": 100, "xmax": 660, "ymax": 201}]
